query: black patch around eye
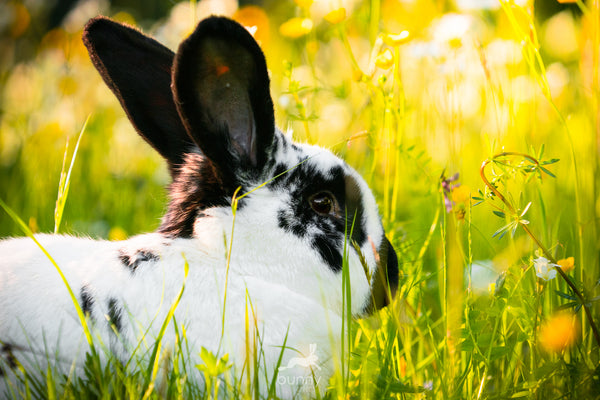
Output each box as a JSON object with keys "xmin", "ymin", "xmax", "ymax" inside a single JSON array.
[
  {"xmin": 277, "ymin": 209, "xmax": 307, "ymax": 237},
  {"xmin": 80, "ymin": 285, "xmax": 95, "ymax": 320},
  {"xmin": 107, "ymin": 298, "xmax": 123, "ymax": 334},
  {"xmin": 270, "ymin": 159, "xmax": 370, "ymax": 272},
  {"xmin": 119, "ymin": 249, "xmax": 159, "ymax": 273},
  {"xmin": 344, "ymin": 175, "xmax": 367, "ymax": 247}
]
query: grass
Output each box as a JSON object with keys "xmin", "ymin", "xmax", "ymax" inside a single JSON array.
[{"xmin": 1, "ymin": 0, "xmax": 600, "ymax": 398}]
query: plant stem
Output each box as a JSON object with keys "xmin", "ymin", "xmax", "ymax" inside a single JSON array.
[{"xmin": 479, "ymin": 152, "xmax": 600, "ymax": 348}]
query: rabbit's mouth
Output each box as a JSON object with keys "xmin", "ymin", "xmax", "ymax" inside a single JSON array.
[{"xmin": 362, "ymin": 236, "xmax": 399, "ymax": 315}]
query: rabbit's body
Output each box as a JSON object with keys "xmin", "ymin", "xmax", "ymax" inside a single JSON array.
[
  {"xmin": 0, "ymin": 16, "xmax": 398, "ymax": 398},
  {"xmin": 0, "ymin": 231, "xmax": 340, "ymax": 395}
]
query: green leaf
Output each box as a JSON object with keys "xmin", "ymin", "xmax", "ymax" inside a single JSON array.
[
  {"xmin": 542, "ymin": 158, "xmax": 560, "ymax": 165},
  {"xmin": 490, "ymin": 346, "xmax": 511, "ymax": 360},
  {"xmin": 539, "ymin": 166, "xmax": 556, "ymax": 178},
  {"xmin": 557, "ymin": 301, "xmax": 578, "ymax": 310},
  {"xmin": 493, "ymin": 211, "xmax": 506, "ymax": 218},
  {"xmin": 538, "ymin": 143, "xmax": 545, "ymax": 159},
  {"xmin": 554, "ymin": 290, "xmax": 576, "ymax": 301},
  {"xmin": 460, "ymin": 338, "xmax": 474, "ymax": 352},
  {"xmin": 511, "ymin": 391, "xmax": 532, "ymax": 398},
  {"xmin": 493, "ymin": 228, "xmax": 508, "ymax": 239}
]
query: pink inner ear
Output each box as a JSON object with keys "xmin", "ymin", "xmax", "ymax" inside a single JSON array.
[{"xmin": 216, "ymin": 64, "xmax": 230, "ymax": 77}]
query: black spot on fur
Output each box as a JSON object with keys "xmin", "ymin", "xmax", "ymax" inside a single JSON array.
[
  {"xmin": 158, "ymin": 153, "xmax": 238, "ymax": 238},
  {"xmin": 312, "ymin": 235, "xmax": 343, "ymax": 272},
  {"xmin": 118, "ymin": 249, "xmax": 159, "ymax": 273},
  {"xmin": 277, "ymin": 209, "xmax": 307, "ymax": 237},
  {"xmin": 273, "ymin": 163, "xmax": 289, "ymax": 180},
  {"xmin": 0, "ymin": 344, "xmax": 18, "ymax": 375},
  {"xmin": 80, "ymin": 285, "xmax": 95, "ymax": 320},
  {"xmin": 107, "ymin": 298, "xmax": 123, "ymax": 334}
]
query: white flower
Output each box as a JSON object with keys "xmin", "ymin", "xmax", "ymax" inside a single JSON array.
[{"xmin": 534, "ymin": 256, "xmax": 558, "ymax": 281}]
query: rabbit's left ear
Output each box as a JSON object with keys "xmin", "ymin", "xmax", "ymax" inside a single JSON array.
[
  {"xmin": 82, "ymin": 16, "xmax": 194, "ymax": 175},
  {"xmin": 172, "ymin": 17, "xmax": 275, "ymax": 181}
]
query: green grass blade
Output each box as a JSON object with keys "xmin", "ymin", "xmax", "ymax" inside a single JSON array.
[{"xmin": 54, "ymin": 116, "xmax": 89, "ymax": 234}]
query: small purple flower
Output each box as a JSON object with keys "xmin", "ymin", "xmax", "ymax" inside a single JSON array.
[{"xmin": 440, "ymin": 172, "xmax": 459, "ymax": 213}]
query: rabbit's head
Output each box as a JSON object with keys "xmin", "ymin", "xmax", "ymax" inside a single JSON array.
[{"xmin": 83, "ymin": 16, "xmax": 398, "ymax": 316}]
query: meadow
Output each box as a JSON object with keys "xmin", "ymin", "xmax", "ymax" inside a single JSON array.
[{"xmin": 0, "ymin": 0, "xmax": 599, "ymax": 398}]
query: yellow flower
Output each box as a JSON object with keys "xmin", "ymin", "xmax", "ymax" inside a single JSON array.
[
  {"xmin": 539, "ymin": 313, "xmax": 579, "ymax": 353},
  {"xmin": 398, "ymin": 356, "xmax": 407, "ymax": 377},
  {"xmin": 383, "ymin": 31, "xmax": 410, "ymax": 46},
  {"xmin": 324, "ymin": 8, "xmax": 346, "ymax": 24},
  {"xmin": 28, "ymin": 217, "xmax": 38, "ymax": 234},
  {"xmin": 557, "ymin": 257, "xmax": 575, "ymax": 273},
  {"xmin": 294, "ymin": 0, "xmax": 313, "ymax": 9},
  {"xmin": 279, "ymin": 18, "xmax": 313, "ymax": 39},
  {"xmin": 448, "ymin": 37, "xmax": 463, "ymax": 49},
  {"xmin": 451, "ymin": 185, "xmax": 471, "ymax": 205},
  {"xmin": 374, "ymin": 48, "xmax": 394, "ymax": 69},
  {"xmin": 234, "ymin": 6, "xmax": 270, "ymax": 45},
  {"xmin": 109, "ymin": 227, "xmax": 128, "ymax": 241}
]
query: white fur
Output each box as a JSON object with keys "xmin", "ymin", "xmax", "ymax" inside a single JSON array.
[{"xmin": 0, "ymin": 231, "xmax": 341, "ymax": 397}]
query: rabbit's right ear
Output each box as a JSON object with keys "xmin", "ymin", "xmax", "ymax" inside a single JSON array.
[
  {"xmin": 172, "ymin": 17, "xmax": 275, "ymax": 183},
  {"xmin": 83, "ymin": 17, "xmax": 193, "ymax": 174}
]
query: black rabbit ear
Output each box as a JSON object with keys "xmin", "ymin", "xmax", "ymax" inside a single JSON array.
[
  {"xmin": 172, "ymin": 16, "xmax": 275, "ymax": 181},
  {"xmin": 82, "ymin": 16, "xmax": 194, "ymax": 175}
]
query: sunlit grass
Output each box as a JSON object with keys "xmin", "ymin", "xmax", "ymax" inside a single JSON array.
[{"xmin": 1, "ymin": 0, "xmax": 599, "ymax": 398}]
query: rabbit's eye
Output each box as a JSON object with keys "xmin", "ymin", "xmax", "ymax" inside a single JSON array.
[{"xmin": 309, "ymin": 192, "xmax": 336, "ymax": 215}]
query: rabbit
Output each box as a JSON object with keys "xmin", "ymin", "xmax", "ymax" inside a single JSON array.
[{"xmin": 0, "ymin": 15, "xmax": 398, "ymax": 398}]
